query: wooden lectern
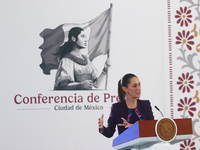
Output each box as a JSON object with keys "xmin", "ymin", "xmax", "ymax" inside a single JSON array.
[{"xmin": 113, "ymin": 118, "xmax": 192, "ymax": 150}]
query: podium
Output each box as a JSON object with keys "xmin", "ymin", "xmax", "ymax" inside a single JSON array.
[{"xmin": 113, "ymin": 118, "xmax": 192, "ymax": 150}]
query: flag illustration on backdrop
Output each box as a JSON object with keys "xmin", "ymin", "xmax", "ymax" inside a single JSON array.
[{"xmin": 39, "ymin": 6, "xmax": 112, "ymax": 75}]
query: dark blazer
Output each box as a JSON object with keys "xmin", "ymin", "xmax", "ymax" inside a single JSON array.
[{"xmin": 101, "ymin": 99, "xmax": 154, "ymax": 138}]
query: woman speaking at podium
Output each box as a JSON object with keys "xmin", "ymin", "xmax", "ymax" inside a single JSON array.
[{"xmin": 98, "ymin": 73, "xmax": 154, "ymax": 138}]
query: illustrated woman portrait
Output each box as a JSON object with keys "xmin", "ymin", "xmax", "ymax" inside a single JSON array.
[{"xmin": 54, "ymin": 27, "xmax": 110, "ymax": 90}]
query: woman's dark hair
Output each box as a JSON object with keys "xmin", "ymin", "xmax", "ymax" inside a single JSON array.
[
  {"xmin": 56, "ymin": 27, "xmax": 84, "ymax": 60},
  {"xmin": 118, "ymin": 73, "xmax": 137, "ymax": 101}
]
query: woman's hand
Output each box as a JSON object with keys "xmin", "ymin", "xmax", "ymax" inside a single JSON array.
[
  {"xmin": 102, "ymin": 58, "xmax": 111, "ymax": 75},
  {"xmin": 80, "ymin": 80, "xmax": 93, "ymax": 89},
  {"xmin": 104, "ymin": 58, "xmax": 111, "ymax": 69},
  {"xmin": 118, "ymin": 117, "xmax": 132, "ymax": 128},
  {"xmin": 98, "ymin": 114, "xmax": 104, "ymax": 132}
]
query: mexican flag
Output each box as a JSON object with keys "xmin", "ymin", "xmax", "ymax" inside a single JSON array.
[{"xmin": 39, "ymin": 6, "xmax": 112, "ymax": 75}]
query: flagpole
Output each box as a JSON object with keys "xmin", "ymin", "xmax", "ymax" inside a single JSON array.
[{"xmin": 105, "ymin": 3, "xmax": 113, "ymax": 90}]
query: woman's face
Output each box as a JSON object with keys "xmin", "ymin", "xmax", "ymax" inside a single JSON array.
[
  {"xmin": 75, "ymin": 31, "xmax": 87, "ymax": 48},
  {"xmin": 124, "ymin": 77, "xmax": 141, "ymax": 100}
]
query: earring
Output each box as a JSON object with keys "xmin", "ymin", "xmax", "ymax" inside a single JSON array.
[
  {"xmin": 72, "ymin": 36, "xmax": 76, "ymax": 42},
  {"xmin": 125, "ymin": 92, "xmax": 128, "ymax": 100}
]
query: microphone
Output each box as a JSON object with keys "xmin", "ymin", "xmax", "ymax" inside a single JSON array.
[{"xmin": 154, "ymin": 106, "xmax": 164, "ymax": 117}]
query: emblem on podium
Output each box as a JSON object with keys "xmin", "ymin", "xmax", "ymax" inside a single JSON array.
[{"xmin": 155, "ymin": 118, "xmax": 177, "ymax": 142}]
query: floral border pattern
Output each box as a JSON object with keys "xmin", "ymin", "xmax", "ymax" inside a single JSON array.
[{"xmin": 172, "ymin": 0, "xmax": 200, "ymax": 149}]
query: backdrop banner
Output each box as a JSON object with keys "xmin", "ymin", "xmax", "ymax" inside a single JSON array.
[
  {"xmin": 0, "ymin": 0, "xmax": 184, "ymax": 150},
  {"xmin": 164, "ymin": 0, "xmax": 200, "ymax": 149}
]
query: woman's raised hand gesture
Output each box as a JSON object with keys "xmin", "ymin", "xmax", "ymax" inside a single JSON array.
[
  {"xmin": 98, "ymin": 114, "xmax": 104, "ymax": 132},
  {"xmin": 118, "ymin": 117, "xmax": 132, "ymax": 128}
]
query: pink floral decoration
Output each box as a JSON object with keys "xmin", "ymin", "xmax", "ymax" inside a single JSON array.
[
  {"xmin": 175, "ymin": 7, "xmax": 192, "ymax": 27},
  {"xmin": 177, "ymin": 72, "xmax": 194, "ymax": 93},
  {"xmin": 180, "ymin": 139, "xmax": 196, "ymax": 150},
  {"xmin": 176, "ymin": 30, "xmax": 194, "ymax": 50},
  {"xmin": 178, "ymin": 97, "xmax": 196, "ymax": 117}
]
